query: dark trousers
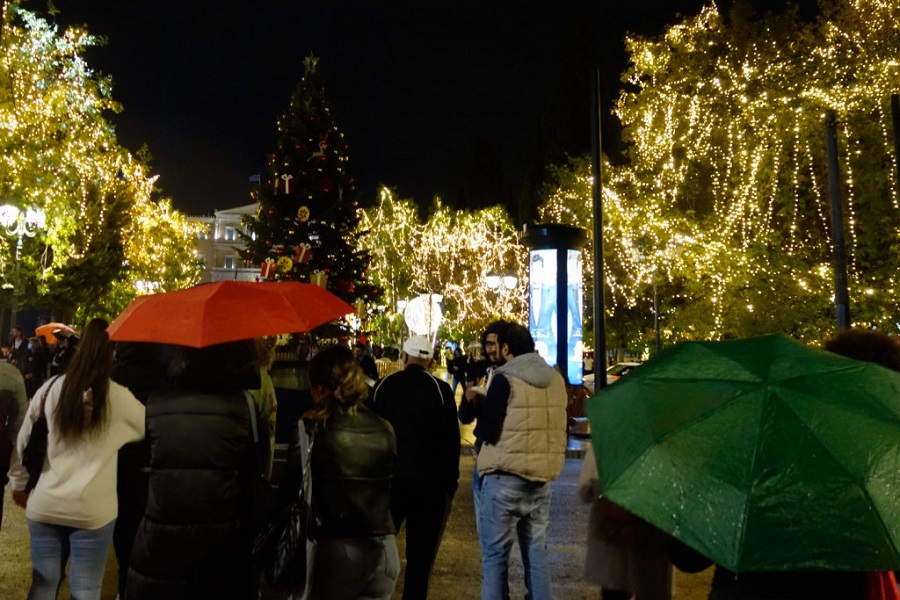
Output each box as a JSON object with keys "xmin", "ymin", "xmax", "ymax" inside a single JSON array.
[
  {"xmin": 391, "ymin": 478, "xmax": 452, "ymax": 600},
  {"xmin": 113, "ymin": 468, "xmax": 149, "ymax": 599}
]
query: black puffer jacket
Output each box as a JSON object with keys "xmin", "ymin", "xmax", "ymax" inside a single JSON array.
[
  {"xmin": 311, "ymin": 406, "xmax": 397, "ymax": 539},
  {"xmin": 126, "ymin": 386, "xmax": 258, "ymax": 599}
]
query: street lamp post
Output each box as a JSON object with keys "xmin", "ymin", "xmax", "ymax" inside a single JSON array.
[
  {"xmin": 0, "ymin": 205, "xmax": 46, "ymax": 328},
  {"xmin": 485, "ymin": 271, "xmax": 518, "ymax": 292}
]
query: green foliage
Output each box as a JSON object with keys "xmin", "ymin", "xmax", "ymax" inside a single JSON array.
[
  {"xmin": 0, "ymin": 5, "xmax": 203, "ymax": 322},
  {"xmin": 537, "ymin": 0, "xmax": 900, "ymax": 352}
]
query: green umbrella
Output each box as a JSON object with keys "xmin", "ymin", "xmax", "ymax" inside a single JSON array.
[{"xmin": 586, "ymin": 332, "xmax": 900, "ymax": 573}]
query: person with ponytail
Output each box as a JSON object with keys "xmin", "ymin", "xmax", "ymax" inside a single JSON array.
[
  {"xmin": 8, "ymin": 318, "xmax": 146, "ymax": 599},
  {"xmin": 288, "ymin": 344, "xmax": 398, "ymax": 600}
]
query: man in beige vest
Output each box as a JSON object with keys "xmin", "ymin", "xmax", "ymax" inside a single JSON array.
[{"xmin": 475, "ymin": 322, "xmax": 567, "ymax": 600}]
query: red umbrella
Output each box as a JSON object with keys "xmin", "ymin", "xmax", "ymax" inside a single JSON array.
[
  {"xmin": 270, "ymin": 281, "xmax": 355, "ymax": 329},
  {"xmin": 35, "ymin": 322, "xmax": 76, "ymax": 344},
  {"xmin": 107, "ymin": 280, "xmax": 353, "ymax": 348}
]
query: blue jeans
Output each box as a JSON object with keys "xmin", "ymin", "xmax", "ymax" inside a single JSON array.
[
  {"xmin": 27, "ymin": 518, "xmax": 116, "ymax": 600},
  {"xmin": 478, "ymin": 473, "xmax": 552, "ymax": 600},
  {"xmin": 472, "ymin": 462, "xmax": 483, "ymax": 534}
]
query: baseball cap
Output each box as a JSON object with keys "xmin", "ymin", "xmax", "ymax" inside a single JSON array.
[{"xmin": 403, "ymin": 335, "xmax": 433, "ymax": 360}]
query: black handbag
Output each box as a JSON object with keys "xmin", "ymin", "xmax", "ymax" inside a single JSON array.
[
  {"xmin": 252, "ymin": 491, "xmax": 311, "ymax": 590},
  {"xmin": 252, "ymin": 422, "xmax": 314, "ymax": 591},
  {"xmin": 22, "ymin": 376, "xmax": 60, "ymax": 492}
]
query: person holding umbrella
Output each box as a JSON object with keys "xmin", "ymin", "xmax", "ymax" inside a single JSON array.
[
  {"xmin": 668, "ymin": 329, "xmax": 900, "ymax": 599},
  {"xmin": 586, "ymin": 332, "xmax": 900, "ymax": 600},
  {"xmin": 125, "ymin": 339, "xmax": 269, "ymax": 598}
]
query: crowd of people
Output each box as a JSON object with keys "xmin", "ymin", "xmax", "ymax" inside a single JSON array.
[
  {"xmin": 2, "ymin": 325, "xmax": 78, "ymax": 399},
  {"xmin": 3, "ymin": 315, "xmax": 900, "ymax": 600}
]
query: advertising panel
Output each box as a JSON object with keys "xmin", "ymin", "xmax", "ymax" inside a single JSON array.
[
  {"xmin": 529, "ymin": 249, "xmax": 557, "ymax": 366},
  {"xmin": 567, "ymin": 249, "xmax": 583, "ymax": 385}
]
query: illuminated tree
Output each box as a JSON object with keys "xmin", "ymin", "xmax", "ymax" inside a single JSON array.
[
  {"xmin": 412, "ymin": 199, "xmax": 526, "ymax": 342},
  {"xmin": 616, "ymin": 0, "xmax": 900, "ymax": 340},
  {"xmin": 0, "ymin": 5, "xmax": 204, "ymax": 323},
  {"xmin": 538, "ymin": 0, "xmax": 900, "ymax": 350},
  {"xmin": 538, "ymin": 157, "xmax": 696, "ymax": 356},
  {"xmin": 355, "ymin": 187, "xmax": 418, "ymax": 346},
  {"xmin": 239, "ymin": 55, "xmax": 376, "ymax": 305},
  {"xmin": 358, "ymin": 186, "xmax": 526, "ymax": 345}
]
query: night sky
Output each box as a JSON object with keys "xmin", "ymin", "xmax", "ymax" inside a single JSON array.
[{"xmin": 53, "ymin": 1, "xmax": 815, "ymax": 217}]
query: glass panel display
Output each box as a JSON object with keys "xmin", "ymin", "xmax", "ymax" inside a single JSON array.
[
  {"xmin": 529, "ymin": 249, "xmax": 558, "ymax": 367},
  {"xmin": 567, "ymin": 249, "xmax": 583, "ymax": 385}
]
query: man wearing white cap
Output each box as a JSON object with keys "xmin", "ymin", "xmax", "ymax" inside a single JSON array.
[{"xmin": 371, "ymin": 334, "xmax": 460, "ymax": 600}]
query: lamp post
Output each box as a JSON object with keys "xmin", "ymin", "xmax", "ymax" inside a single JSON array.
[
  {"xmin": 0, "ymin": 205, "xmax": 46, "ymax": 328},
  {"xmin": 484, "ymin": 271, "xmax": 518, "ymax": 292}
]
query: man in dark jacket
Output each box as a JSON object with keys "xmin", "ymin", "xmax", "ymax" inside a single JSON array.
[
  {"xmin": 370, "ymin": 335, "xmax": 460, "ymax": 600},
  {"xmin": 353, "ymin": 341, "xmax": 380, "ymax": 383}
]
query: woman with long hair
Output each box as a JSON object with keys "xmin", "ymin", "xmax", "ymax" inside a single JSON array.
[
  {"xmin": 287, "ymin": 344, "xmax": 398, "ymax": 600},
  {"xmin": 8, "ymin": 318, "xmax": 146, "ymax": 599}
]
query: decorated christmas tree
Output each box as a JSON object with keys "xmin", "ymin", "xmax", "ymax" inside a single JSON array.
[{"xmin": 239, "ymin": 54, "xmax": 377, "ymax": 306}]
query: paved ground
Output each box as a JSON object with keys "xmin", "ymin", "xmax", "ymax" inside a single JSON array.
[{"xmin": 260, "ymin": 454, "xmax": 599, "ymax": 600}]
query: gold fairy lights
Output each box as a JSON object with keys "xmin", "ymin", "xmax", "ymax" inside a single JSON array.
[
  {"xmin": 0, "ymin": 6, "xmax": 202, "ymax": 305},
  {"xmin": 599, "ymin": 0, "xmax": 900, "ymax": 338}
]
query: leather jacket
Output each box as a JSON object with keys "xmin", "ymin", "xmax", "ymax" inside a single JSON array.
[{"xmin": 311, "ymin": 405, "xmax": 397, "ymax": 539}]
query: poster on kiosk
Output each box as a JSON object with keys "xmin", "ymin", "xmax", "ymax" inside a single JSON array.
[{"xmin": 524, "ymin": 223, "xmax": 586, "ymax": 386}]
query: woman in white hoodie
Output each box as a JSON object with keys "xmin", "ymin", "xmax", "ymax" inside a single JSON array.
[{"xmin": 9, "ymin": 318, "xmax": 145, "ymax": 600}]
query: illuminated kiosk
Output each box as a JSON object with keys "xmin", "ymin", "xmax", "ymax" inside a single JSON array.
[{"xmin": 521, "ymin": 224, "xmax": 587, "ymax": 385}]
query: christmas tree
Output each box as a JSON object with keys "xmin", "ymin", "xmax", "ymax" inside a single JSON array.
[{"xmin": 239, "ymin": 53, "xmax": 377, "ymax": 306}]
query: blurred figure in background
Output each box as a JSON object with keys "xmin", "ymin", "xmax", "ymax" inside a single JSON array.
[
  {"xmin": 111, "ymin": 342, "xmax": 169, "ymax": 600},
  {"xmin": 447, "ymin": 347, "xmax": 467, "ymax": 397},
  {"xmin": 49, "ymin": 331, "xmax": 78, "ymax": 376},
  {"xmin": 0, "ymin": 359, "xmax": 27, "ymax": 530},
  {"xmin": 251, "ymin": 336, "xmax": 278, "ymax": 481},
  {"xmin": 24, "ymin": 336, "xmax": 49, "ymax": 398},
  {"xmin": 353, "ymin": 341, "xmax": 379, "ymax": 383},
  {"xmin": 8, "ymin": 325, "xmax": 27, "ymax": 373}
]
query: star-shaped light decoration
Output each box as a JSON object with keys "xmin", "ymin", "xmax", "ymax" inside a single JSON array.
[{"xmin": 304, "ymin": 52, "xmax": 319, "ymax": 73}]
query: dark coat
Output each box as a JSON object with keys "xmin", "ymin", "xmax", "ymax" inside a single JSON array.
[
  {"xmin": 370, "ymin": 364, "xmax": 460, "ymax": 496},
  {"xmin": 448, "ymin": 354, "xmax": 467, "ymax": 382},
  {"xmin": 126, "ymin": 386, "xmax": 258, "ymax": 599}
]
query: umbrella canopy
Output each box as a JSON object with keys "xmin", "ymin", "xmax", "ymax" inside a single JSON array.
[
  {"xmin": 272, "ymin": 282, "xmax": 355, "ymax": 331},
  {"xmin": 35, "ymin": 322, "xmax": 76, "ymax": 344},
  {"xmin": 586, "ymin": 333, "xmax": 900, "ymax": 573},
  {"xmin": 107, "ymin": 280, "xmax": 354, "ymax": 348}
]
